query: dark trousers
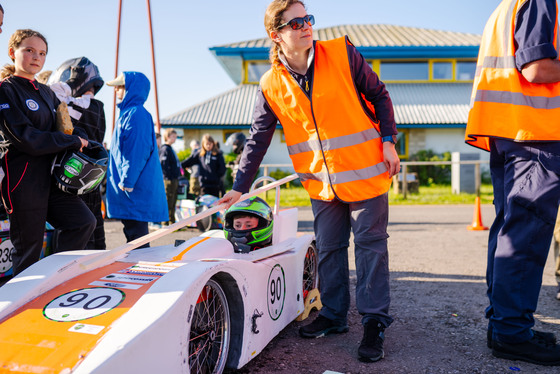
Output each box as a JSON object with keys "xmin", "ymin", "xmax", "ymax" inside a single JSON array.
[
  {"xmin": 487, "ymin": 139, "xmax": 560, "ymax": 344},
  {"xmin": 122, "ymin": 219, "xmax": 149, "ymax": 248},
  {"xmin": 311, "ymin": 193, "xmax": 393, "ymax": 328},
  {"xmin": 80, "ymin": 189, "xmax": 106, "ymax": 249},
  {"xmin": 10, "ymin": 186, "xmax": 95, "ymax": 275},
  {"xmin": 164, "ymin": 179, "xmax": 178, "ymax": 224}
]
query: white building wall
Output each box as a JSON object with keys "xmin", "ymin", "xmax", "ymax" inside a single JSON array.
[{"xmin": 423, "ymin": 128, "xmax": 489, "ymax": 161}]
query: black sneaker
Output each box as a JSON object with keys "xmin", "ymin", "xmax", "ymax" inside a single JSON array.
[
  {"xmin": 492, "ymin": 335, "xmax": 560, "ymax": 366},
  {"xmin": 299, "ymin": 315, "xmax": 349, "ymax": 338},
  {"xmin": 487, "ymin": 328, "xmax": 556, "ymax": 349},
  {"xmin": 358, "ymin": 321, "xmax": 385, "ymax": 363}
]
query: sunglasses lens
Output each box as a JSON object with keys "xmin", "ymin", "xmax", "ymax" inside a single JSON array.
[
  {"xmin": 290, "ymin": 18, "xmax": 304, "ymax": 30},
  {"xmin": 307, "ymin": 15, "xmax": 315, "ymax": 26}
]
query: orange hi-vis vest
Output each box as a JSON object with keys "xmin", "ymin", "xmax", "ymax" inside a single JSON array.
[
  {"xmin": 260, "ymin": 36, "xmax": 391, "ymax": 202},
  {"xmin": 466, "ymin": 0, "xmax": 560, "ymax": 151}
]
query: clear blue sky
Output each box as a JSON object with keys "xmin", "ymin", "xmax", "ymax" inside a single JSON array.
[{"xmin": 3, "ymin": 0, "xmax": 500, "ymax": 143}]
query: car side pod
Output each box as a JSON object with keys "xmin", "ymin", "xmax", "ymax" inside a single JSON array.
[{"xmin": 296, "ymin": 287, "xmax": 322, "ymax": 321}]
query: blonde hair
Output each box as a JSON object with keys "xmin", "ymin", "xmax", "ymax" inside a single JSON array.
[
  {"xmin": 163, "ymin": 128, "xmax": 177, "ymax": 142},
  {"xmin": 200, "ymin": 133, "xmax": 218, "ymax": 156},
  {"xmin": 264, "ymin": 0, "xmax": 305, "ymax": 65},
  {"xmin": 1, "ymin": 29, "xmax": 48, "ymax": 80}
]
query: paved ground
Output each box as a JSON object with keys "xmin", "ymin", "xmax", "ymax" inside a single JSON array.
[{"xmin": 101, "ymin": 204, "xmax": 560, "ymax": 373}]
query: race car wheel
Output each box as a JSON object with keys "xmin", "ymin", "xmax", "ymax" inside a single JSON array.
[
  {"xmin": 188, "ymin": 279, "xmax": 231, "ymax": 374},
  {"xmin": 302, "ymin": 242, "xmax": 318, "ymax": 300},
  {"xmin": 196, "ymin": 205, "xmax": 213, "ymax": 232}
]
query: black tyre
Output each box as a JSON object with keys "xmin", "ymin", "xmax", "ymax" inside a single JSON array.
[
  {"xmin": 302, "ymin": 242, "xmax": 319, "ymax": 300},
  {"xmin": 188, "ymin": 279, "xmax": 230, "ymax": 374},
  {"xmin": 196, "ymin": 205, "xmax": 213, "ymax": 232}
]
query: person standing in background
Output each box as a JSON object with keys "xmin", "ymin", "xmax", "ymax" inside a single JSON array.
[
  {"xmin": 181, "ymin": 134, "xmax": 225, "ymax": 198},
  {"xmin": 188, "ymin": 139, "xmax": 201, "ymax": 196},
  {"xmin": 159, "ymin": 128, "xmax": 181, "ymax": 225},
  {"xmin": 465, "ymin": 0, "xmax": 560, "ymax": 365},
  {"xmin": 48, "ymin": 57, "xmax": 107, "ymax": 249},
  {"xmin": 105, "ymin": 71, "xmax": 168, "ymax": 246}
]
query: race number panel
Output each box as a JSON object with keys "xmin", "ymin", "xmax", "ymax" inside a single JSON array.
[
  {"xmin": 0, "ymin": 261, "xmax": 163, "ymax": 372},
  {"xmin": 0, "ymin": 238, "xmax": 14, "ymax": 274},
  {"xmin": 44, "ymin": 287, "xmax": 125, "ymax": 322},
  {"xmin": 267, "ymin": 264, "xmax": 286, "ymax": 320}
]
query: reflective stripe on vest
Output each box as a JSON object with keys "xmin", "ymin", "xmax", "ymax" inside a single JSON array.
[
  {"xmin": 260, "ymin": 36, "xmax": 391, "ymax": 202},
  {"xmin": 465, "ymin": 0, "xmax": 560, "ymax": 151}
]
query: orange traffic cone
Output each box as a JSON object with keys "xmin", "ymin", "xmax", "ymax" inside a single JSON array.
[{"xmin": 467, "ymin": 196, "xmax": 488, "ymax": 231}]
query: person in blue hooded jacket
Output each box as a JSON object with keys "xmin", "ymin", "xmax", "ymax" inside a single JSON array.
[{"xmin": 105, "ymin": 71, "xmax": 167, "ymax": 245}]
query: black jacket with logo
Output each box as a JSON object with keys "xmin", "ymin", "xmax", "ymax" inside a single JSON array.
[{"xmin": 0, "ymin": 76, "xmax": 82, "ymax": 211}]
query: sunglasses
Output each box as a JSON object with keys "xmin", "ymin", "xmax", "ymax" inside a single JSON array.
[{"xmin": 278, "ymin": 14, "xmax": 315, "ymax": 30}]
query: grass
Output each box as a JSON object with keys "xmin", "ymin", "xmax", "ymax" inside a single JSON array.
[{"xmin": 259, "ymin": 184, "xmax": 494, "ymax": 207}]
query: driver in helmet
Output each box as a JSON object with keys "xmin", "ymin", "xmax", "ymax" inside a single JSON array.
[{"xmin": 224, "ymin": 196, "xmax": 273, "ymax": 253}]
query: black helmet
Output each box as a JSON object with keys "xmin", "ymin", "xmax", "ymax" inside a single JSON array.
[
  {"xmin": 224, "ymin": 196, "xmax": 273, "ymax": 253},
  {"xmin": 48, "ymin": 57, "xmax": 104, "ymax": 97},
  {"xmin": 52, "ymin": 141, "xmax": 108, "ymax": 195},
  {"xmin": 225, "ymin": 132, "xmax": 246, "ymax": 155}
]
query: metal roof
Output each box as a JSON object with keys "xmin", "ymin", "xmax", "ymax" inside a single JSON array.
[
  {"xmin": 161, "ymin": 83, "xmax": 472, "ymax": 128},
  {"xmin": 211, "ymin": 24, "xmax": 480, "ymax": 84},
  {"xmin": 215, "ymin": 24, "xmax": 481, "ymax": 49}
]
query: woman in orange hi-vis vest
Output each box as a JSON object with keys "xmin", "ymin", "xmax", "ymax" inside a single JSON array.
[
  {"xmin": 465, "ymin": 0, "xmax": 560, "ymax": 366},
  {"xmin": 217, "ymin": 0, "xmax": 400, "ymax": 363}
]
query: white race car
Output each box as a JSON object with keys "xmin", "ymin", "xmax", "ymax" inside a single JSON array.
[{"xmin": 0, "ymin": 175, "xmax": 321, "ymax": 373}]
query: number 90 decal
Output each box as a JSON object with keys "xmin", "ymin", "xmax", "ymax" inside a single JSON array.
[
  {"xmin": 267, "ymin": 264, "xmax": 285, "ymax": 320},
  {"xmin": 43, "ymin": 287, "xmax": 125, "ymax": 322}
]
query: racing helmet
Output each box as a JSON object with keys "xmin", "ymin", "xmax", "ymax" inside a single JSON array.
[
  {"xmin": 52, "ymin": 141, "xmax": 108, "ymax": 195},
  {"xmin": 48, "ymin": 57, "xmax": 104, "ymax": 97},
  {"xmin": 224, "ymin": 196, "xmax": 273, "ymax": 253},
  {"xmin": 225, "ymin": 132, "xmax": 246, "ymax": 155}
]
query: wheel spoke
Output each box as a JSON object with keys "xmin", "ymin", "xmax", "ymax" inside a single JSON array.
[{"xmin": 188, "ymin": 280, "xmax": 230, "ymax": 374}]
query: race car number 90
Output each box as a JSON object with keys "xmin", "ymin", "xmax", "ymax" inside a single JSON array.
[
  {"xmin": 43, "ymin": 287, "xmax": 125, "ymax": 322},
  {"xmin": 267, "ymin": 264, "xmax": 285, "ymax": 320}
]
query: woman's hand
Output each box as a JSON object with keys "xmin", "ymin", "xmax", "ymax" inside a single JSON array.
[
  {"xmin": 216, "ymin": 190, "xmax": 242, "ymax": 209},
  {"xmin": 383, "ymin": 142, "xmax": 401, "ymax": 178}
]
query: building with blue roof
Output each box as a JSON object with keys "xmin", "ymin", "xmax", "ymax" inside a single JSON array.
[{"xmin": 162, "ymin": 24, "xmax": 484, "ymax": 165}]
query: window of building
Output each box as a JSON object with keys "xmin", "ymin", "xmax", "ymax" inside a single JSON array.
[
  {"xmin": 456, "ymin": 61, "xmax": 476, "ymax": 81},
  {"xmin": 375, "ymin": 59, "xmax": 476, "ymax": 82},
  {"xmin": 396, "ymin": 130, "xmax": 409, "ymax": 159},
  {"xmin": 380, "ymin": 62, "xmax": 429, "ymax": 81},
  {"xmin": 246, "ymin": 61, "xmax": 271, "ymax": 83},
  {"xmin": 432, "ymin": 62, "xmax": 453, "ymax": 80}
]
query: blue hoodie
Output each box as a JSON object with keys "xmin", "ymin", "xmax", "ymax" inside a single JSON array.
[{"xmin": 106, "ymin": 71, "xmax": 168, "ymax": 222}]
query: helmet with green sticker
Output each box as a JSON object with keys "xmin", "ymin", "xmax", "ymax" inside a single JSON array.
[{"xmin": 224, "ymin": 196, "xmax": 273, "ymax": 253}]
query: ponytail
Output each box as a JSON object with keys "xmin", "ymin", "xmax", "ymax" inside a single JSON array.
[
  {"xmin": 264, "ymin": 0, "xmax": 305, "ymax": 65},
  {"xmin": 0, "ymin": 64, "xmax": 15, "ymax": 80}
]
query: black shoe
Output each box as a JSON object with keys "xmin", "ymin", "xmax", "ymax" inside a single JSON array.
[
  {"xmin": 487, "ymin": 328, "xmax": 556, "ymax": 349},
  {"xmin": 298, "ymin": 315, "xmax": 349, "ymax": 338},
  {"xmin": 492, "ymin": 335, "xmax": 560, "ymax": 366},
  {"xmin": 358, "ymin": 321, "xmax": 385, "ymax": 363}
]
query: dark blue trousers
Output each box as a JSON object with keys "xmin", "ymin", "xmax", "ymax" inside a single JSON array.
[
  {"xmin": 122, "ymin": 219, "xmax": 149, "ymax": 248},
  {"xmin": 487, "ymin": 139, "xmax": 560, "ymax": 344}
]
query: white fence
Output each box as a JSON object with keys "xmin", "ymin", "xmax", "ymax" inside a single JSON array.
[{"xmin": 258, "ymin": 160, "xmax": 490, "ymax": 199}]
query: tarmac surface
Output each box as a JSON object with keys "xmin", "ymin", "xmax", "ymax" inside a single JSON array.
[{"xmin": 100, "ymin": 204, "xmax": 560, "ymax": 373}]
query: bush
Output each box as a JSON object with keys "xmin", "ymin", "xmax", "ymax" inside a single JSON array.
[
  {"xmin": 269, "ymin": 169, "xmax": 301, "ymax": 188},
  {"xmin": 408, "ymin": 150, "xmax": 451, "ymax": 186}
]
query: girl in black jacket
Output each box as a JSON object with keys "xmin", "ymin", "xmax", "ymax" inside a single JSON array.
[
  {"xmin": 181, "ymin": 133, "xmax": 225, "ymax": 197},
  {"xmin": 0, "ymin": 29, "xmax": 95, "ymax": 275}
]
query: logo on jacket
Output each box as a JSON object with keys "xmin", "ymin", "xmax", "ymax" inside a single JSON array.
[
  {"xmin": 26, "ymin": 99, "xmax": 39, "ymax": 111},
  {"xmin": 0, "ymin": 103, "xmax": 9, "ymax": 110}
]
